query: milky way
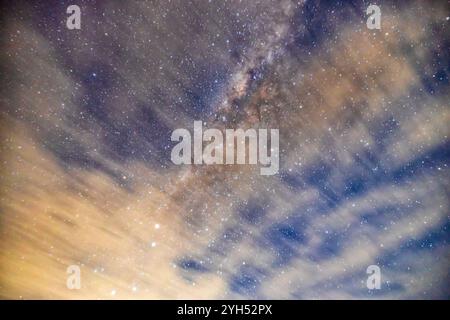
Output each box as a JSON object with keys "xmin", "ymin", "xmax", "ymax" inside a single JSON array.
[{"xmin": 0, "ymin": 0, "xmax": 449, "ymax": 299}]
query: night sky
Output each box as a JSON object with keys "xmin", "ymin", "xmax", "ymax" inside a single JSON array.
[{"xmin": 0, "ymin": 0, "xmax": 449, "ymax": 299}]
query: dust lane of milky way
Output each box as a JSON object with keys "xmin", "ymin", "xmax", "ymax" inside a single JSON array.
[{"xmin": 0, "ymin": 0, "xmax": 449, "ymax": 299}]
